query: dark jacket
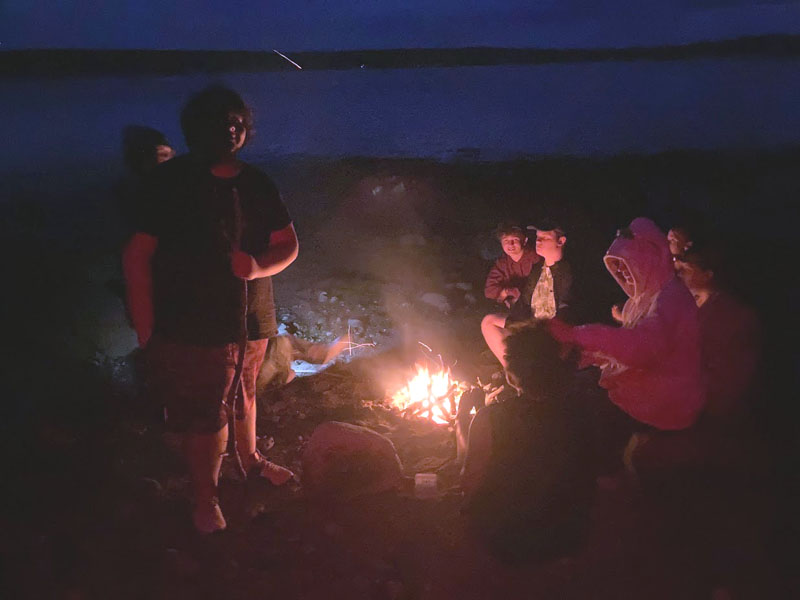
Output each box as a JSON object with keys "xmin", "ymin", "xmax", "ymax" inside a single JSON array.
[{"xmin": 508, "ymin": 259, "xmax": 574, "ymax": 323}]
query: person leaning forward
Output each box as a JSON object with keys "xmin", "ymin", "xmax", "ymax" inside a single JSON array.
[{"xmin": 123, "ymin": 85, "xmax": 297, "ymax": 534}]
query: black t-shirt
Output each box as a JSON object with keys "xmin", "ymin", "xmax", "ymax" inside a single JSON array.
[
  {"xmin": 464, "ymin": 392, "xmax": 595, "ymax": 560},
  {"xmin": 134, "ymin": 155, "xmax": 291, "ymax": 345}
]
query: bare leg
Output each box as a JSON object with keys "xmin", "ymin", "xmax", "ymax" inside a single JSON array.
[
  {"xmin": 237, "ymin": 397, "xmax": 294, "ymax": 486},
  {"xmin": 236, "ymin": 400, "xmax": 258, "ymax": 462},
  {"xmin": 185, "ymin": 427, "xmax": 227, "ymax": 501},
  {"xmin": 184, "ymin": 426, "xmax": 228, "ymax": 533},
  {"xmin": 481, "ymin": 313, "xmax": 511, "ymax": 368}
]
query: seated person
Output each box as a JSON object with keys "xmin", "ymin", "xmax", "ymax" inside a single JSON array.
[
  {"xmin": 550, "ymin": 217, "xmax": 705, "ymax": 432},
  {"xmin": 667, "ymin": 214, "xmax": 709, "ymax": 262},
  {"xmin": 460, "ymin": 324, "xmax": 595, "ymax": 563},
  {"xmin": 483, "ymin": 222, "xmax": 540, "ymax": 307},
  {"xmin": 675, "ymin": 244, "xmax": 762, "ymax": 425},
  {"xmin": 481, "ymin": 221, "xmax": 572, "ymax": 368},
  {"xmin": 628, "ymin": 244, "xmax": 766, "ymax": 475},
  {"xmin": 667, "ymin": 225, "xmax": 694, "ymax": 259}
]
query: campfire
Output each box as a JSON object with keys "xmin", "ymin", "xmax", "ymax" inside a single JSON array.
[{"xmin": 390, "ymin": 364, "xmax": 466, "ymax": 425}]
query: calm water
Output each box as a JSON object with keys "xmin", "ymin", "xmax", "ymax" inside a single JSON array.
[
  {"xmin": 2, "ymin": 57, "xmax": 800, "ymax": 182},
  {"xmin": 2, "ymin": 57, "xmax": 798, "ymax": 359}
]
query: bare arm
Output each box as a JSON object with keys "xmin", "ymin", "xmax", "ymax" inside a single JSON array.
[
  {"xmin": 122, "ymin": 232, "xmax": 158, "ymax": 348},
  {"xmin": 231, "ymin": 223, "xmax": 299, "ymax": 280}
]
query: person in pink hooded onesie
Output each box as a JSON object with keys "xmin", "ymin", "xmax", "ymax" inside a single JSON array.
[{"xmin": 550, "ymin": 217, "xmax": 705, "ymax": 431}]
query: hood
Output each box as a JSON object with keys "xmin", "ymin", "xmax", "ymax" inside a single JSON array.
[{"xmin": 603, "ymin": 217, "xmax": 673, "ymax": 299}]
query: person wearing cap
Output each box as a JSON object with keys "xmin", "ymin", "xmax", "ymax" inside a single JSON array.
[{"xmin": 481, "ymin": 221, "xmax": 572, "ymax": 369}]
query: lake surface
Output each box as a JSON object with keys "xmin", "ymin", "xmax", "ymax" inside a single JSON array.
[{"xmin": 2, "ymin": 57, "xmax": 800, "ymax": 182}]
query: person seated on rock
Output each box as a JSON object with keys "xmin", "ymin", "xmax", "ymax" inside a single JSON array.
[
  {"xmin": 460, "ymin": 324, "xmax": 595, "ymax": 563},
  {"xmin": 549, "ymin": 218, "xmax": 705, "ymax": 438},
  {"xmin": 481, "ymin": 220, "xmax": 572, "ymax": 369},
  {"xmin": 483, "ymin": 222, "xmax": 540, "ymax": 308}
]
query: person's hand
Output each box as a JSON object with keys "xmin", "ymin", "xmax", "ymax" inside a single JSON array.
[
  {"xmin": 231, "ymin": 250, "xmax": 259, "ymax": 280},
  {"xmin": 548, "ymin": 317, "xmax": 576, "ymax": 344},
  {"xmin": 505, "ymin": 288, "xmax": 520, "ymax": 303},
  {"xmin": 611, "ymin": 304, "xmax": 624, "ymax": 323}
]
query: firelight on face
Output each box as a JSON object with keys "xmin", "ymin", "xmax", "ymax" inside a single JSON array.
[{"xmin": 500, "ymin": 234, "xmax": 525, "ymax": 260}]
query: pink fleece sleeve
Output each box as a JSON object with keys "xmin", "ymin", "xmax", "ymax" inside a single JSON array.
[{"xmin": 573, "ymin": 292, "xmax": 682, "ymax": 368}]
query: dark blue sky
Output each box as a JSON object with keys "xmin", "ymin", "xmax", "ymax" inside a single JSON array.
[{"xmin": 2, "ymin": 1, "xmax": 800, "ymax": 50}]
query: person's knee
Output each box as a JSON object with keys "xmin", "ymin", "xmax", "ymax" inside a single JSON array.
[{"xmin": 481, "ymin": 313, "xmax": 506, "ymax": 335}]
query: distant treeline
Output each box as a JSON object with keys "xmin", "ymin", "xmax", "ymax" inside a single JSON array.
[{"xmin": 3, "ymin": 34, "xmax": 800, "ymax": 77}]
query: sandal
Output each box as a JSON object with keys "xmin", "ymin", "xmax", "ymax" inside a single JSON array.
[{"xmin": 246, "ymin": 451, "xmax": 294, "ymax": 486}]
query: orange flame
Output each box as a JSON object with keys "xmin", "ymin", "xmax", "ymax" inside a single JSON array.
[{"xmin": 391, "ymin": 364, "xmax": 464, "ymax": 425}]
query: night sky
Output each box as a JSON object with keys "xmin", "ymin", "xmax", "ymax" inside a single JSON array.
[{"xmin": 2, "ymin": 0, "xmax": 800, "ymax": 51}]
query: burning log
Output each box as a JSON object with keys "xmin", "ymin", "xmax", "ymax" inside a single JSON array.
[{"xmin": 390, "ymin": 365, "xmax": 466, "ymax": 425}]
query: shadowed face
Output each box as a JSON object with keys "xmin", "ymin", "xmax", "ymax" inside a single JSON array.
[
  {"xmin": 674, "ymin": 259, "xmax": 714, "ymax": 305},
  {"xmin": 607, "ymin": 256, "xmax": 636, "ymax": 297},
  {"xmin": 500, "ymin": 234, "xmax": 525, "ymax": 260},
  {"xmin": 535, "ymin": 230, "xmax": 565, "ymax": 264},
  {"xmin": 220, "ymin": 112, "xmax": 247, "ymax": 155},
  {"xmin": 201, "ymin": 111, "xmax": 248, "ymax": 160},
  {"xmin": 667, "ymin": 228, "xmax": 692, "ymax": 257},
  {"xmin": 155, "ymin": 145, "xmax": 175, "ymax": 164}
]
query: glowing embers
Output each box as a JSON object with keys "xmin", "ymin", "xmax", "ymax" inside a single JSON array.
[{"xmin": 390, "ymin": 364, "xmax": 465, "ymax": 425}]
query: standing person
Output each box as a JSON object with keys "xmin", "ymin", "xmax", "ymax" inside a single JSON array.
[{"xmin": 123, "ymin": 85, "xmax": 297, "ymax": 533}]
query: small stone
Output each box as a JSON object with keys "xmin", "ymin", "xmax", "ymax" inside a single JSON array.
[
  {"xmin": 318, "ymin": 291, "xmax": 328, "ymax": 303},
  {"xmin": 420, "ymin": 292, "xmax": 451, "ymax": 312},
  {"xmin": 455, "ymin": 282, "xmax": 472, "ymax": 291},
  {"xmin": 464, "ymin": 293, "xmax": 477, "ymax": 304}
]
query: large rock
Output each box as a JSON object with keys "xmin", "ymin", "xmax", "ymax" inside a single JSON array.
[{"xmin": 301, "ymin": 421, "xmax": 404, "ymax": 499}]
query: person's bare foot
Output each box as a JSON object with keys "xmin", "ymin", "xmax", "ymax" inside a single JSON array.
[{"xmin": 193, "ymin": 496, "xmax": 226, "ymax": 534}]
